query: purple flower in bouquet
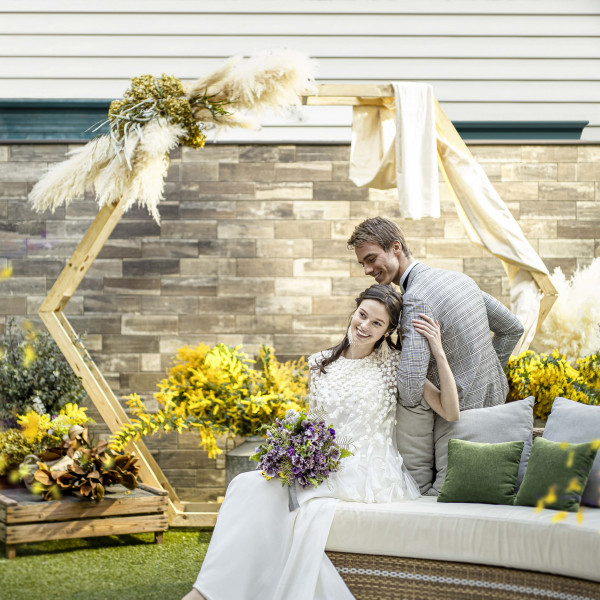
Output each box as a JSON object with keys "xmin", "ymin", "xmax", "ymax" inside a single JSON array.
[{"xmin": 250, "ymin": 408, "xmax": 352, "ymax": 492}]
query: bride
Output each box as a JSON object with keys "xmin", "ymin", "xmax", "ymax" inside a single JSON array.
[{"xmin": 182, "ymin": 284, "xmax": 459, "ymax": 600}]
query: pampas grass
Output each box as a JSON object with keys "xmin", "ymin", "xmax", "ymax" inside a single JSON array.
[
  {"xmin": 186, "ymin": 48, "xmax": 317, "ymax": 129},
  {"xmin": 532, "ymin": 258, "xmax": 600, "ymax": 361},
  {"xmin": 28, "ymin": 136, "xmax": 113, "ymax": 213},
  {"xmin": 29, "ymin": 120, "xmax": 183, "ymax": 224},
  {"xmin": 125, "ymin": 120, "xmax": 185, "ymax": 223},
  {"xmin": 28, "ymin": 49, "xmax": 316, "ymax": 223}
]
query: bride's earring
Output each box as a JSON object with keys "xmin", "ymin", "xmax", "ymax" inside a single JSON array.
[
  {"xmin": 378, "ymin": 335, "xmax": 390, "ymax": 361},
  {"xmin": 347, "ymin": 325, "xmax": 354, "ymax": 346}
]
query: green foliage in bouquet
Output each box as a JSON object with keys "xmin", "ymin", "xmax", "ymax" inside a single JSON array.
[
  {"xmin": 0, "ymin": 319, "xmax": 87, "ymax": 427},
  {"xmin": 506, "ymin": 350, "xmax": 600, "ymax": 420},
  {"xmin": 111, "ymin": 344, "xmax": 309, "ymax": 459}
]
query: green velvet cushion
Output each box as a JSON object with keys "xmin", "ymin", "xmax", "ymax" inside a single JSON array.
[
  {"xmin": 437, "ymin": 438, "xmax": 524, "ymax": 505},
  {"xmin": 515, "ymin": 437, "xmax": 599, "ymax": 512}
]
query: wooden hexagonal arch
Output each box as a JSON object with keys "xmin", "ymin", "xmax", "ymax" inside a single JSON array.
[{"xmin": 39, "ymin": 84, "xmax": 557, "ymax": 527}]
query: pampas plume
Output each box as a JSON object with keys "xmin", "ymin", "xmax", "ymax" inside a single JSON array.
[
  {"xmin": 29, "ymin": 120, "xmax": 184, "ymax": 224},
  {"xmin": 125, "ymin": 120, "xmax": 185, "ymax": 223},
  {"xmin": 532, "ymin": 258, "xmax": 600, "ymax": 361},
  {"xmin": 28, "ymin": 136, "xmax": 113, "ymax": 213},
  {"xmin": 187, "ymin": 48, "xmax": 317, "ymax": 128}
]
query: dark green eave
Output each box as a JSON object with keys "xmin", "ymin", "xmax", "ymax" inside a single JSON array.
[
  {"xmin": 0, "ymin": 99, "xmax": 111, "ymax": 140},
  {"xmin": 454, "ymin": 121, "xmax": 589, "ymax": 140},
  {"xmin": 0, "ymin": 99, "xmax": 590, "ymax": 141}
]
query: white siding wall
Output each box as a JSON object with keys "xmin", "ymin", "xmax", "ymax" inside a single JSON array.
[{"xmin": 1, "ymin": 0, "xmax": 599, "ymax": 141}]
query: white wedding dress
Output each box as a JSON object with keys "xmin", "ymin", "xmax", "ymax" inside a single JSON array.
[{"xmin": 193, "ymin": 349, "xmax": 420, "ymax": 600}]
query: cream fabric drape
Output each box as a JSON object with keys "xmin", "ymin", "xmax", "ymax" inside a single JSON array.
[
  {"xmin": 349, "ymin": 84, "xmax": 552, "ymax": 352},
  {"xmin": 350, "ymin": 83, "xmax": 439, "ymax": 219}
]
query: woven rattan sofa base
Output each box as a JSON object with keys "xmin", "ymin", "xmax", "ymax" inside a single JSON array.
[{"xmin": 326, "ymin": 552, "xmax": 600, "ymax": 600}]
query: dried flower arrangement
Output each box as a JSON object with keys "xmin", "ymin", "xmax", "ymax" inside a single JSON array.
[
  {"xmin": 28, "ymin": 49, "xmax": 316, "ymax": 223},
  {"xmin": 32, "ymin": 429, "xmax": 139, "ymax": 503},
  {"xmin": 0, "ymin": 403, "xmax": 139, "ymax": 502}
]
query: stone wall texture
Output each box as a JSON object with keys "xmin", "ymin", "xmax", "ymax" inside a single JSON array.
[{"xmin": 1, "ymin": 142, "xmax": 599, "ymax": 500}]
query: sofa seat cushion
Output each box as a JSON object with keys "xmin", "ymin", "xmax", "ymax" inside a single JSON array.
[{"xmin": 325, "ymin": 496, "xmax": 600, "ymax": 583}]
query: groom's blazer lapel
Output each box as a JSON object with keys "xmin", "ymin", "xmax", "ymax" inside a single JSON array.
[{"xmin": 402, "ymin": 262, "xmax": 429, "ymax": 293}]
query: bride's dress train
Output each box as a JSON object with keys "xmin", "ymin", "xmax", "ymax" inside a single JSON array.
[{"xmin": 193, "ymin": 350, "xmax": 419, "ymax": 600}]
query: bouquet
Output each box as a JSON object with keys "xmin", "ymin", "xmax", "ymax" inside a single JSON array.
[{"xmin": 250, "ymin": 409, "xmax": 352, "ymax": 510}]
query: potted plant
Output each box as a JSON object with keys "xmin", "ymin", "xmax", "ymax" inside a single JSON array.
[{"xmin": 0, "ymin": 318, "xmax": 87, "ymax": 429}]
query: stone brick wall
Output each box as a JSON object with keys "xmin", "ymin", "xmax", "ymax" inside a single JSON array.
[{"xmin": 1, "ymin": 142, "xmax": 599, "ymax": 500}]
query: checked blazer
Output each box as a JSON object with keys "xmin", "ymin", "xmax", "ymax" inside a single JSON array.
[{"xmin": 397, "ymin": 262, "xmax": 524, "ymax": 411}]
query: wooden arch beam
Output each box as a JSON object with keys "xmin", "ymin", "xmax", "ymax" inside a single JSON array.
[{"xmin": 39, "ymin": 197, "xmax": 215, "ymax": 526}]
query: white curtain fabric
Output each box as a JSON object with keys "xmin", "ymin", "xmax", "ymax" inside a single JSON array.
[
  {"xmin": 350, "ymin": 83, "xmax": 440, "ymax": 219},
  {"xmin": 349, "ymin": 82, "xmax": 552, "ymax": 353}
]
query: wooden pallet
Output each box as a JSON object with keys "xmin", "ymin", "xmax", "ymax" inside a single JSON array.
[{"xmin": 0, "ymin": 483, "xmax": 168, "ymax": 559}]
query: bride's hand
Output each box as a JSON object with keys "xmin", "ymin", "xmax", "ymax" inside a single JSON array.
[{"xmin": 413, "ymin": 313, "xmax": 444, "ymax": 358}]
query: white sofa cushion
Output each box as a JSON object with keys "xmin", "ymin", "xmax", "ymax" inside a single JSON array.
[{"xmin": 326, "ymin": 496, "xmax": 600, "ymax": 583}]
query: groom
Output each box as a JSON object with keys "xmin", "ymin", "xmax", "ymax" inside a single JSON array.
[{"xmin": 347, "ymin": 217, "xmax": 524, "ymax": 491}]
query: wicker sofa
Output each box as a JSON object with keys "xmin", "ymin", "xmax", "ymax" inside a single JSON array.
[
  {"xmin": 325, "ymin": 496, "xmax": 600, "ymax": 600},
  {"xmin": 324, "ymin": 397, "xmax": 600, "ymax": 600}
]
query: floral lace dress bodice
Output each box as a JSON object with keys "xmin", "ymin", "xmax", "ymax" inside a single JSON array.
[{"xmin": 308, "ymin": 349, "xmax": 419, "ymax": 503}]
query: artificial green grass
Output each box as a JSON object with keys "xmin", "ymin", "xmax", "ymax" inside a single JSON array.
[{"xmin": 0, "ymin": 528, "xmax": 212, "ymax": 600}]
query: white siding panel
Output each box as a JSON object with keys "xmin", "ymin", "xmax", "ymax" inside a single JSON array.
[
  {"xmin": 4, "ymin": 78, "xmax": 600, "ymax": 104},
  {"xmin": 3, "ymin": 57, "xmax": 599, "ymax": 82},
  {"xmin": 581, "ymin": 127, "xmax": 600, "ymax": 140},
  {"xmin": 7, "ymin": 0, "xmax": 600, "ymax": 15},
  {"xmin": 1, "ymin": 36, "xmax": 599, "ymax": 59},
  {"xmin": 2, "ymin": 14, "xmax": 600, "ymax": 36},
  {"xmin": 216, "ymin": 126, "xmax": 352, "ymax": 144}
]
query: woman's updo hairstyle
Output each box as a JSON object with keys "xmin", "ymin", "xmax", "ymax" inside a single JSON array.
[{"xmin": 313, "ymin": 284, "xmax": 403, "ymax": 373}]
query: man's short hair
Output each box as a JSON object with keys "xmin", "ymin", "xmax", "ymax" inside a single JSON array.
[{"xmin": 347, "ymin": 217, "xmax": 412, "ymax": 257}]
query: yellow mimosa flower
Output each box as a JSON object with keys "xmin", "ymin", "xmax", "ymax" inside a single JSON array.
[
  {"xmin": 23, "ymin": 344, "xmax": 36, "ymax": 368},
  {"xmin": 543, "ymin": 485, "xmax": 557, "ymax": 505},
  {"xmin": 551, "ymin": 511, "xmax": 568, "ymax": 524}
]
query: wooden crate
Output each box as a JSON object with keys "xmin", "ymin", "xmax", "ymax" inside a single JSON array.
[{"xmin": 0, "ymin": 483, "xmax": 168, "ymax": 559}]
